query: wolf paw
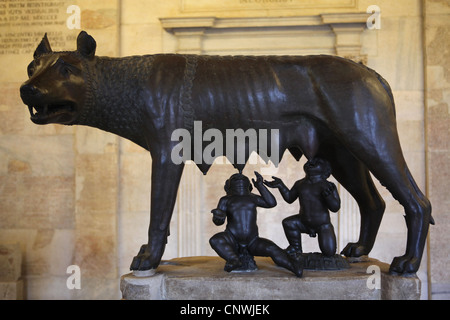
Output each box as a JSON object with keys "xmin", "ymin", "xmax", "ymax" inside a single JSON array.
[
  {"xmin": 130, "ymin": 244, "xmax": 160, "ymax": 271},
  {"xmin": 340, "ymin": 242, "xmax": 370, "ymax": 257},
  {"xmin": 389, "ymin": 255, "xmax": 419, "ymax": 275}
]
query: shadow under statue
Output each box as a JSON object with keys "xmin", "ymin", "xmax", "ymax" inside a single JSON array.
[{"xmin": 19, "ymin": 31, "xmax": 433, "ymax": 276}]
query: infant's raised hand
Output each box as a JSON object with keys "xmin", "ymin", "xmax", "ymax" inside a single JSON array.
[
  {"xmin": 264, "ymin": 176, "xmax": 282, "ymax": 188},
  {"xmin": 252, "ymin": 171, "xmax": 264, "ymax": 186}
]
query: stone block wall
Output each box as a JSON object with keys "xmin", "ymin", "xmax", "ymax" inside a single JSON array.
[
  {"xmin": 0, "ymin": 243, "xmax": 23, "ymax": 299},
  {"xmin": 424, "ymin": 0, "xmax": 450, "ymax": 300},
  {"xmin": 0, "ymin": 0, "xmax": 121, "ymax": 299}
]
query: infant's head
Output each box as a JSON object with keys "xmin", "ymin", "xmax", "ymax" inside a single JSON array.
[
  {"xmin": 303, "ymin": 158, "xmax": 332, "ymax": 179},
  {"xmin": 225, "ymin": 173, "xmax": 253, "ymax": 195}
]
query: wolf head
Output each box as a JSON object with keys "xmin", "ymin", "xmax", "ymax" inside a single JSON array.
[{"xmin": 20, "ymin": 31, "xmax": 96, "ymax": 125}]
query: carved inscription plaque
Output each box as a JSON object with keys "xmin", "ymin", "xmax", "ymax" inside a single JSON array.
[{"xmin": 0, "ymin": 0, "xmax": 73, "ymax": 55}]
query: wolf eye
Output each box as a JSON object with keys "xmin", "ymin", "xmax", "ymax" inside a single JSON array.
[
  {"xmin": 27, "ymin": 62, "xmax": 36, "ymax": 78},
  {"xmin": 57, "ymin": 58, "xmax": 78, "ymax": 77},
  {"xmin": 62, "ymin": 64, "xmax": 72, "ymax": 76}
]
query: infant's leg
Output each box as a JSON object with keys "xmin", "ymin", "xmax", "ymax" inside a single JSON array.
[
  {"xmin": 249, "ymin": 238, "xmax": 303, "ymax": 277},
  {"xmin": 317, "ymin": 223, "xmax": 337, "ymax": 257},
  {"xmin": 282, "ymin": 214, "xmax": 304, "ymax": 254},
  {"xmin": 209, "ymin": 232, "xmax": 242, "ymax": 271}
]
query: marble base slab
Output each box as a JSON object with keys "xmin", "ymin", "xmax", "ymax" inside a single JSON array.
[{"xmin": 120, "ymin": 256, "xmax": 420, "ymax": 300}]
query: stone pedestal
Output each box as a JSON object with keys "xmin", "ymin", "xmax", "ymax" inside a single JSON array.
[
  {"xmin": 0, "ymin": 243, "xmax": 23, "ymax": 300},
  {"xmin": 120, "ymin": 256, "xmax": 420, "ymax": 300}
]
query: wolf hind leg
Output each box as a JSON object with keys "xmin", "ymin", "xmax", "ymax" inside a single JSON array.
[
  {"xmin": 327, "ymin": 147, "xmax": 386, "ymax": 258},
  {"xmin": 386, "ymin": 167, "xmax": 432, "ymax": 275},
  {"xmin": 337, "ymin": 129, "xmax": 432, "ymax": 275}
]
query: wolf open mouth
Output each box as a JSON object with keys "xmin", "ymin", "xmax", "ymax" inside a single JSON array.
[{"xmin": 28, "ymin": 102, "xmax": 76, "ymax": 124}]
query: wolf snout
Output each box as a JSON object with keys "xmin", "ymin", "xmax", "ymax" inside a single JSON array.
[
  {"xmin": 20, "ymin": 83, "xmax": 39, "ymax": 96},
  {"xmin": 20, "ymin": 84, "xmax": 44, "ymax": 104}
]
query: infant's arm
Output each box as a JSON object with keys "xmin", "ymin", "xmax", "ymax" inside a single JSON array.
[
  {"xmin": 211, "ymin": 196, "xmax": 228, "ymax": 226},
  {"xmin": 322, "ymin": 182, "xmax": 341, "ymax": 212},
  {"xmin": 251, "ymin": 171, "xmax": 276, "ymax": 208},
  {"xmin": 265, "ymin": 177, "xmax": 299, "ymax": 204},
  {"xmin": 254, "ymin": 183, "xmax": 277, "ymax": 208}
]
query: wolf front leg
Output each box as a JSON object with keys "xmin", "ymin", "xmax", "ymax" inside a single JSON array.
[{"xmin": 130, "ymin": 155, "xmax": 184, "ymax": 271}]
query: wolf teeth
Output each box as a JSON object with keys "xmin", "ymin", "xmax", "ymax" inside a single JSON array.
[
  {"xmin": 28, "ymin": 105, "xmax": 48, "ymax": 117},
  {"xmin": 29, "ymin": 104, "xmax": 72, "ymax": 119}
]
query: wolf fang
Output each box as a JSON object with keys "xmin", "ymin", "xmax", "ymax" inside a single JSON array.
[{"xmin": 180, "ymin": 304, "xmax": 214, "ymax": 317}]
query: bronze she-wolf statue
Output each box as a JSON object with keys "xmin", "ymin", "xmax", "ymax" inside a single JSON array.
[{"xmin": 19, "ymin": 31, "xmax": 432, "ymax": 275}]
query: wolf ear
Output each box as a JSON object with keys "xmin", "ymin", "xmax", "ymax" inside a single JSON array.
[
  {"xmin": 77, "ymin": 31, "xmax": 96, "ymax": 59},
  {"xmin": 34, "ymin": 33, "xmax": 52, "ymax": 59}
]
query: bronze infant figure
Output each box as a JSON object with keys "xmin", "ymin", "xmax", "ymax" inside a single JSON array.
[
  {"xmin": 266, "ymin": 158, "xmax": 340, "ymax": 258},
  {"xmin": 210, "ymin": 171, "xmax": 303, "ymax": 277},
  {"xmin": 20, "ymin": 31, "xmax": 432, "ymax": 276}
]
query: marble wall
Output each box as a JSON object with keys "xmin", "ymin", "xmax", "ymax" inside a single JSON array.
[
  {"xmin": 0, "ymin": 0, "xmax": 120, "ymax": 299},
  {"xmin": 0, "ymin": 0, "xmax": 447, "ymax": 299},
  {"xmin": 424, "ymin": 0, "xmax": 450, "ymax": 300}
]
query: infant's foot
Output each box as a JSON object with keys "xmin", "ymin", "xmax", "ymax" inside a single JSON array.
[
  {"xmin": 285, "ymin": 245, "xmax": 302, "ymax": 259},
  {"xmin": 224, "ymin": 258, "xmax": 243, "ymax": 272},
  {"xmin": 290, "ymin": 256, "xmax": 304, "ymax": 278}
]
